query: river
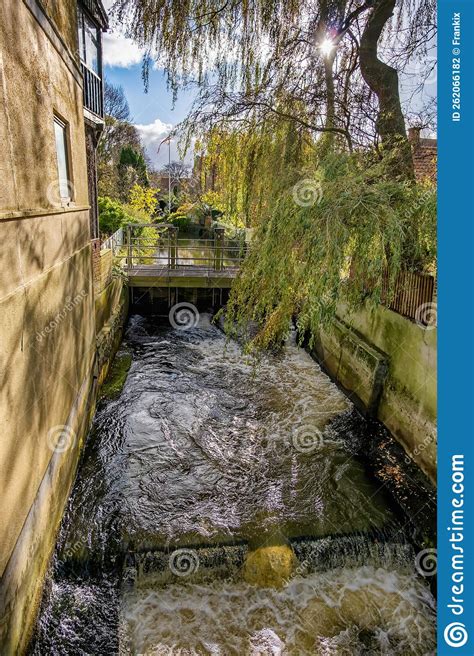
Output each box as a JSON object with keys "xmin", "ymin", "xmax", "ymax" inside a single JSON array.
[{"xmin": 30, "ymin": 313, "xmax": 436, "ymax": 655}]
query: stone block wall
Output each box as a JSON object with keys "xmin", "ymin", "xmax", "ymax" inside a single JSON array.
[{"xmin": 312, "ymin": 304, "xmax": 436, "ymax": 482}]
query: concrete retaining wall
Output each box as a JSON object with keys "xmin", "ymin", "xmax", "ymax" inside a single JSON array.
[
  {"xmin": 95, "ymin": 277, "xmax": 129, "ymax": 387},
  {"xmin": 0, "ymin": 271, "xmax": 127, "ymax": 654},
  {"xmin": 312, "ymin": 304, "xmax": 436, "ymax": 482}
]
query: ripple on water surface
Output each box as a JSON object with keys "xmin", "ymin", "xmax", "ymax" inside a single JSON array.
[
  {"xmin": 59, "ymin": 314, "xmax": 395, "ymax": 557},
  {"xmin": 32, "ymin": 314, "xmax": 436, "ymax": 656}
]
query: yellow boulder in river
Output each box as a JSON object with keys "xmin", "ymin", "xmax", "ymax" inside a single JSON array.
[{"xmin": 243, "ymin": 544, "xmax": 298, "ymax": 589}]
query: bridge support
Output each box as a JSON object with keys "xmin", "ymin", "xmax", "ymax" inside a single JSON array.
[
  {"xmin": 214, "ymin": 227, "xmax": 225, "ymax": 271},
  {"xmin": 169, "ymin": 226, "xmax": 178, "ymax": 269}
]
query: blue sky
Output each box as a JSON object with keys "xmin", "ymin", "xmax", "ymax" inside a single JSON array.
[
  {"xmin": 102, "ymin": 0, "xmax": 196, "ymax": 169},
  {"xmin": 104, "ymin": 65, "xmax": 195, "ymax": 126},
  {"xmin": 104, "ymin": 63, "xmax": 197, "ymax": 168}
]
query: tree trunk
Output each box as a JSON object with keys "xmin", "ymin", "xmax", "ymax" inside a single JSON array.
[
  {"xmin": 324, "ymin": 52, "xmax": 336, "ymax": 132},
  {"xmin": 359, "ymin": 0, "xmax": 414, "ymax": 178}
]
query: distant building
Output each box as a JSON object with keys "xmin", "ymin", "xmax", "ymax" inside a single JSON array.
[
  {"xmin": 408, "ymin": 127, "xmax": 437, "ymax": 183},
  {"xmin": 157, "ymin": 173, "xmax": 184, "ymax": 197},
  {"xmin": 0, "ymin": 1, "xmax": 107, "ymax": 652}
]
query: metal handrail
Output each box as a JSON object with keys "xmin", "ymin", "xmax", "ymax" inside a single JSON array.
[
  {"xmin": 120, "ymin": 223, "xmax": 247, "ymax": 273},
  {"xmin": 101, "ymin": 227, "xmax": 124, "ymax": 252}
]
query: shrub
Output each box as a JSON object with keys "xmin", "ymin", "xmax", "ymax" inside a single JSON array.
[{"xmin": 98, "ymin": 196, "xmax": 134, "ymax": 235}]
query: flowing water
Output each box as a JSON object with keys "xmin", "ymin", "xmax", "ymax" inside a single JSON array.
[{"xmin": 31, "ymin": 313, "xmax": 436, "ymax": 655}]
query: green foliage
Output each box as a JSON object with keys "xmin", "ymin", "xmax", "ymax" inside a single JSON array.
[
  {"xmin": 201, "ymin": 128, "xmax": 438, "ymax": 352},
  {"xmin": 119, "ymin": 146, "xmax": 149, "ymax": 186},
  {"xmin": 167, "ymin": 210, "xmax": 192, "ymax": 231},
  {"xmin": 98, "ymin": 195, "xmax": 153, "ymax": 237},
  {"xmin": 98, "ymin": 196, "xmax": 134, "ymax": 235},
  {"xmin": 134, "ymin": 225, "xmax": 159, "ymax": 264},
  {"xmin": 128, "ymin": 183, "xmax": 158, "ymax": 217}
]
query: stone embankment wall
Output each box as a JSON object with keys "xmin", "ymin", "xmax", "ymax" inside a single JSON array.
[
  {"xmin": 312, "ymin": 304, "xmax": 436, "ymax": 482},
  {"xmin": 0, "ymin": 256, "xmax": 126, "ymax": 656}
]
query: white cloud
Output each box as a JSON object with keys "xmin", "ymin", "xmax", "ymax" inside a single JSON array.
[
  {"xmin": 102, "ymin": 0, "xmax": 145, "ymax": 68},
  {"xmin": 103, "ymin": 31, "xmax": 145, "ymax": 68},
  {"xmin": 134, "ymin": 118, "xmax": 193, "ymax": 169}
]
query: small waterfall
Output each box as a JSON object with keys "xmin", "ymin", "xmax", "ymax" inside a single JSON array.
[{"xmin": 30, "ymin": 314, "xmax": 436, "ymax": 655}]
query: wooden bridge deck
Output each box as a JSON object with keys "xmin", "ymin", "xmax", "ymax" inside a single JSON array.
[
  {"xmin": 125, "ymin": 265, "xmax": 240, "ymax": 288},
  {"xmin": 109, "ymin": 224, "xmax": 246, "ymax": 289}
]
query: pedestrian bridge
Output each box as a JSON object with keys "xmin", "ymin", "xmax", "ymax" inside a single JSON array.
[{"xmin": 104, "ymin": 223, "xmax": 247, "ymax": 289}]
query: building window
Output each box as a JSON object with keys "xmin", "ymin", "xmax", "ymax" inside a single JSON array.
[
  {"xmin": 77, "ymin": 7, "xmax": 100, "ymax": 75},
  {"xmin": 53, "ymin": 117, "xmax": 72, "ymax": 201}
]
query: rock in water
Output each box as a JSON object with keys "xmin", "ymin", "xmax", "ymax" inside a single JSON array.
[{"xmin": 243, "ymin": 545, "xmax": 298, "ymax": 589}]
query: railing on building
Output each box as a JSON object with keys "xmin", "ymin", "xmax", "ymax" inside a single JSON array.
[
  {"xmin": 382, "ymin": 270, "xmax": 436, "ymax": 323},
  {"xmin": 81, "ymin": 63, "xmax": 103, "ymax": 118}
]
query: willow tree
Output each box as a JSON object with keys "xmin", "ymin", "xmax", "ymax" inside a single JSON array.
[
  {"xmin": 110, "ymin": 0, "xmax": 436, "ymax": 349},
  {"xmin": 193, "ymin": 121, "xmax": 436, "ymax": 349},
  {"xmin": 112, "ymin": 0, "xmax": 433, "ymax": 172}
]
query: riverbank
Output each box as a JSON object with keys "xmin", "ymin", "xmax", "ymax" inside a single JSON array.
[{"xmin": 310, "ymin": 302, "xmax": 437, "ymax": 482}]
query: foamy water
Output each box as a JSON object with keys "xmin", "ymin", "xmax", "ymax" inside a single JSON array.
[{"xmin": 121, "ymin": 566, "xmax": 436, "ymax": 655}]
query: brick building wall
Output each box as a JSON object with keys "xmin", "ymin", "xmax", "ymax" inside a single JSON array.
[{"xmin": 408, "ymin": 127, "xmax": 437, "ymax": 183}]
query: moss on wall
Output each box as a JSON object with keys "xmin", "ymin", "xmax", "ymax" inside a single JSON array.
[
  {"xmin": 99, "ymin": 353, "xmax": 132, "ymax": 400},
  {"xmin": 312, "ymin": 303, "xmax": 437, "ymax": 482}
]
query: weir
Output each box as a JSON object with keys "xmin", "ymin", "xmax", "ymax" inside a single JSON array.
[{"xmin": 29, "ymin": 313, "xmax": 437, "ymax": 655}]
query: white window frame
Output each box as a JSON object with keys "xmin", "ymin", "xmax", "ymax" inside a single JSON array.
[{"xmin": 53, "ymin": 115, "xmax": 73, "ymax": 204}]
